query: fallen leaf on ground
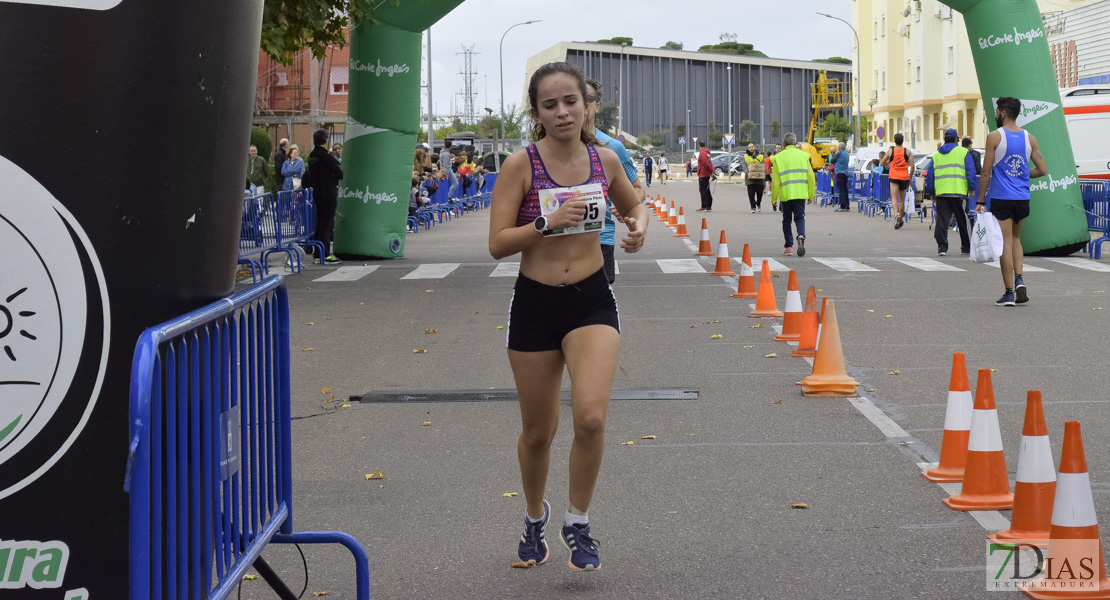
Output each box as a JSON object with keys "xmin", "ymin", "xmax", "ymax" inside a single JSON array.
[
  {"xmin": 1097, "ymin": 291, "xmax": 1105, "ymax": 294},
  {"xmin": 242, "ymin": 574, "xmax": 258, "ymax": 581},
  {"xmin": 766, "ymin": 353, "xmax": 778, "ymax": 358},
  {"xmin": 320, "ymin": 386, "xmax": 331, "ymax": 394},
  {"xmin": 1094, "ymin": 307, "xmax": 1104, "ymax": 311},
  {"xmin": 883, "ymin": 315, "xmax": 893, "ymax": 318},
  {"xmin": 496, "ymin": 325, "xmax": 506, "ymax": 330},
  {"xmin": 413, "ymin": 349, "xmax": 427, "ymax": 353},
  {"xmin": 339, "ymin": 404, "xmax": 351, "ymax": 408},
  {"xmin": 791, "ymin": 503, "xmax": 809, "ymax": 509},
  {"xmin": 772, "ymin": 400, "xmax": 782, "ymax": 404},
  {"xmin": 426, "ymin": 290, "xmax": 434, "ymax": 293},
  {"xmin": 621, "ymin": 441, "xmax": 635, "ymax": 445},
  {"xmin": 711, "ymin": 319, "xmax": 722, "ymax": 323},
  {"xmin": 866, "ymin": 388, "xmax": 876, "ymax": 392},
  {"xmin": 305, "ymin": 322, "xmax": 315, "ymax": 325},
  {"xmin": 888, "ymin": 370, "xmax": 901, "ymax": 375},
  {"xmin": 422, "ymin": 421, "xmax": 431, "ymax": 426},
  {"xmin": 744, "ymin": 345, "xmax": 755, "ymax": 348},
  {"xmin": 710, "ymin": 334, "xmax": 723, "ymax": 339},
  {"xmin": 990, "ymin": 368, "xmax": 999, "ymax": 372},
  {"xmin": 503, "ymin": 492, "xmax": 518, "ymax": 497},
  {"xmin": 511, "ymin": 559, "xmax": 538, "ymax": 568},
  {"xmin": 365, "ymin": 470, "xmax": 386, "ymax": 480},
  {"xmin": 312, "ymin": 593, "xmax": 331, "ymax": 597},
  {"xmin": 303, "ymin": 348, "xmax": 315, "ymax": 352},
  {"xmin": 641, "ymin": 435, "xmax": 657, "ymax": 439},
  {"xmin": 816, "ymin": 289, "xmax": 823, "ymax": 292},
  {"xmin": 690, "ymin": 324, "xmax": 698, "ymax": 328},
  {"xmin": 772, "ymin": 273, "xmax": 781, "ymax": 278},
  {"xmin": 867, "ymin": 310, "xmax": 875, "ymax": 313},
  {"xmin": 424, "ymin": 328, "xmax": 438, "ymax": 334},
  {"xmin": 750, "ymin": 323, "xmax": 764, "ymax": 328}
]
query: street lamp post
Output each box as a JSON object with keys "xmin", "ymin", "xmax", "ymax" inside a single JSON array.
[
  {"xmin": 817, "ymin": 11, "xmax": 863, "ymax": 149},
  {"xmin": 685, "ymin": 108, "xmax": 691, "ymax": 166},
  {"xmin": 617, "ymin": 42, "xmax": 627, "ymax": 137},
  {"xmin": 499, "ymin": 20, "xmax": 541, "ymax": 171},
  {"xmin": 727, "ymin": 65, "xmax": 732, "ymax": 178}
]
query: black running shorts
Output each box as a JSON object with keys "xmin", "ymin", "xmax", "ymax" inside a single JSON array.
[
  {"xmin": 506, "ymin": 268, "xmax": 620, "ymax": 352},
  {"xmin": 990, "ymin": 199, "xmax": 1030, "ymax": 222}
]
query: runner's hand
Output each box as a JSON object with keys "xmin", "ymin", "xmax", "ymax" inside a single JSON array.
[
  {"xmin": 550, "ymin": 199, "xmax": 587, "ymax": 229},
  {"xmin": 620, "ymin": 216, "xmax": 644, "ymax": 253}
]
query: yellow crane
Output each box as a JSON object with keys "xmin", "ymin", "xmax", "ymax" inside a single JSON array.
[{"xmin": 799, "ymin": 70, "xmax": 853, "ymax": 170}]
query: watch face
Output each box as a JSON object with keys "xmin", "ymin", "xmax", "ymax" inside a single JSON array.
[{"xmin": 535, "ymin": 216, "xmax": 546, "ymax": 232}]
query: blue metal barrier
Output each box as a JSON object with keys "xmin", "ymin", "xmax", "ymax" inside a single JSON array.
[
  {"xmin": 271, "ymin": 189, "xmax": 325, "ymax": 272},
  {"xmin": 126, "ymin": 276, "xmax": 370, "ymax": 600},
  {"xmin": 238, "ymin": 194, "xmax": 275, "ymax": 283},
  {"xmin": 1080, "ymin": 180, "xmax": 1110, "ymax": 259}
]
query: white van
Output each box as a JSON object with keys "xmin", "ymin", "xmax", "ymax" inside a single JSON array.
[
  {"xmin": 850, "ymin": 145, "xmax": 929, "ymax": 173},
  {"xmin": 1061, "ymin": 85, "xmax": 1110, "ymax": 180}
]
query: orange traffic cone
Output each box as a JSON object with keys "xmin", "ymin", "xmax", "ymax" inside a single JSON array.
[
  {"xmin": 1020, "ymin": 420, "xmax": 1110, "ymax": 598},
  {"xmin": 667, "ymin": 201, "xmax": 678, "ymax": 226},
  {"xmin": 922, "ymin": 352, "xmax": 974, "ymax": 482},
  {"xmin": 731, "ymin": 244, "xmax": 757, "ymax": 298},
  {"xmin": 710, "ymin": 232, "xmax": 736, "ymax": 276},
  {"xmin": 652, "ymin": 198, "xmax": 663, "ymax": 218},
  {"xmin": 673, "ymin": 207, "xmax": 690, "ymax": 237},
  {"xmin": 749, "ymin": 261, "xmax": 783, "ymax": 317},
  {"xmin": 790, "ymin": 287, "xmax": 820, "ymax": 357},
  {"xmin": 991, "ymin": 390, "xmax": 1056, "ymax": 541},
  {"xmin": 943, "ymin": 369, "xmax": 1014, "ymax": 511},
  {"xmin": 657, "ymin": 198, "xmax": 669, "ymax": 222},
  {"xmin": 694, "ymin": 219, "xmax": 714, "ymax": 256},
  {"xmin": 775, "ymin": 270, "xmax": 803, "ymax": 340},
  {"xmin": 795, "ymin": 298, "xmax": 859, "ymax": 396}
]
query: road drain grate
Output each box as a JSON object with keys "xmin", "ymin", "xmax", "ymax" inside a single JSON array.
[{"xmin": 350, "ymin": 388, "xmax": 699, "ymax": 404}]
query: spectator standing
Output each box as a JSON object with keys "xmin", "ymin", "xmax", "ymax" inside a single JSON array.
[
  {"xmin": 962, "ymin": 137, "xmax": 982, "ymax": 175},
  {"xmin": 881, "ymin": 133, "xmax": 914, "ymax": 229},
  {"xmin": 642, "ymin": 150, "xmax": 654, "ymax": 187},
  {"xmin": 273, "ymin": 138, "xmax": 289, "ymax": 193},
  {"xmin": 585, "ymin": 77, "xmax": 646, "ymax": 283},
  {"xmin": 685, "ymin": 159, "xmax": 693, "ymax": 177},
  {"xmin": 771, "ymin": 133, "xmax": 816, "ymax": 256},
  {"xmin": 828, "ymin": 142, "xmax": 852, "ymax": 212},
  {"xmin": 247, "ymin": 145, "xmax": 269, "ymax": 195},
  {"xmin": 440, "ymin": 139, "xmax": 459, "ymax": 198},
  {"xmin": 695, "ymin": 140, "xmax": 714, "ymax": 211},
  {"xmin": 927, "ymin": 128, "xmax": 978, "ymax": 257},
  {"xmin": 331, "ymin": 143, "xmax": 343, "ymax": 163},
  {"xmin": 975, "ymin": 97, "xmax": 1048, "ymax": 306},
  {"xmin": 281, "ymin": 144, "xmax": 304, "ymax": 190},
  {"xmin": 743, "ymin": 143, "xmax": 766, "ymax": 213},
  {"xmin": 304, "ymin": 129, "xmax": 343, "ymax": 264},
  {"xmin": 657, "ymin": 154, "xmax": 668, "ymax": 184}
]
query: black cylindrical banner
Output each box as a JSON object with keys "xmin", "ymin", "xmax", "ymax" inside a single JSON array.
[{"xmin": 0, "ymin": 0, "xmax": 263, "ymax": 596}]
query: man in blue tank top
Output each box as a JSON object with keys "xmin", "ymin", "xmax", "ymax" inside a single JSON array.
[
  {"xmin": 975, "ymin": 97, "xmax": 1048, "ymax": 307},
  {"xmin": 585, "ymin": 78, "xmax": 645, "ymax": 283}
]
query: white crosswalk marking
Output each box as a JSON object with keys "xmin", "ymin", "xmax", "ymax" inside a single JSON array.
[
  {"xmin": 313, "ymin": 265, "xmax": 379, "ymax": 282},
  {"xmin": 889, "ymin": 257, "xmax": 966, "ymax": 272},
  {"xmin": 812, "ymin": 257, "xmax": 881, "ymax": 272},
  {"xmin": 748, "ymin": 258, "xmax": 790, "ymax": 272},
  {"xmin": 402, "ymin": 263, "xmax": 461, "ymax": 279},
  {"xmin": 982, "ymin": 260, "xmax": 1051, "ymax": 273},
  {"xmin": 490, "ymin": 262, "xmax": 519, "ymax": 277},
  {"xmin": 657, "ymin": 259, "xmax": 706, "ymax": 274},
  {"xmin": 1042, "ymin": 257, "xmax": 1110, "ymax": 272}
]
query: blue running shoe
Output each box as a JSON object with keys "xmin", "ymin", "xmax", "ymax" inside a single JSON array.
[
  {"xmin": 561, "ymin": 522, "xmax": 601, "ymax": 571},
  {"xmin": 996, "ymin": 291, "xmax": 1016, "ymax": 307},
  {"xmin": 1015, "ymin": 276, "xmax": 1028, "ymax": 304},
  {"xmin": 517, "ymin": 500, "xmax": 550, "ymax": 566}
]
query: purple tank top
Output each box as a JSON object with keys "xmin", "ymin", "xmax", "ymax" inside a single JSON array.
[{"xmin": 516, "ymin": 143, "xmax": 610, "ymax": 226}]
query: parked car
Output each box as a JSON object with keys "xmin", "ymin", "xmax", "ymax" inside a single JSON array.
[{"xmin": 711, "ymin": 153, "xmax": 741, "ymax": 175}]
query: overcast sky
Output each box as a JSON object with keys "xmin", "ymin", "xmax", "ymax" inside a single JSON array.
[{"xmin": 423, "ymin": 0, "xmax": 854, "ymax": 123}]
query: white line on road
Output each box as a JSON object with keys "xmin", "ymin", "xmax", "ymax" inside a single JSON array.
[
  {"xmin": 889, "ymin": 257, "xmax": 966, "ymax": 272},
  {"xmin": 490, "ymin": 262, "xmax": 519, "ymax": 277},
  {"xmin": 312, "ymin": 265, "xmax": 379, "ymax": 282},
  {"xmin": 916, "ymin": 462, "xmax": 1012, "ymax": 532},
  {"xmin": 982, "ymin": 260, "xmax": 1051, "ymax": 272},
  {"xmin": 657, "ymin": 259, "xmax": 707, "ymax": 274},
  {"xmin": 812, "ymin": 257, "xmax": 881, "ymax": 272},
  {"xmin": 1042, "ymin": 257, "xmax": 1110, "ymax": 272},
  {"xmin": 849, "ymin": 396, "xmax": 910, "ymax": 438},
  {"xmin": 402, "ymin": 263, "xmax": 461, "ymax": 279},
  {"xmin": 748, "ymin": 257, "xmax": 790, "ymax": 272}
]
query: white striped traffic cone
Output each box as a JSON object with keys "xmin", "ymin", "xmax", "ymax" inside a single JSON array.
[
  {"xmin": 673, "ymin": 207, "xmax": 690, "ymax": 237},
  {"xmin": 990, "ymin": 390, "xmax": 1056, "ymax": 541},
  {"xmin": 1020, "ymin": 420, "xmax": 1110, "ymax": 598},
  {"xmin": 710, "ymin": 232, "xmax": 736, "ymax": 276},
  {"xmin": 922, "ymin": 352, "xmax": 974, "ymax": 482},
  {"xmin": 774, "ymin": 270, "xmax": 803, "ymax": 341},
  {"xmin": 731, "ymin": 244, "xmax": 757, "ymax": 298},
  {"xmin": 943, "ymin": 369, "xmax": 1014, "ymax": 511},
  {"xmin": 694, "ymin": 219, "xmax": 714, "ymax": 256},
  {"xmin": 667, "ymin": 201, "xmax": 678, "ymax": 226}
]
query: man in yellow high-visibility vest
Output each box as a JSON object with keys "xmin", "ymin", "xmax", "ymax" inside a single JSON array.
[{"xmin": 770, "ymin": 133, "xmax": 816, "ymax": 256}]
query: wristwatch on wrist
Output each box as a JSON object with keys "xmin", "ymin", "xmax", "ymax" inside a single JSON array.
[{"xmin": 533, "ymin": 215, "xmax": 550, "ymax": 235}]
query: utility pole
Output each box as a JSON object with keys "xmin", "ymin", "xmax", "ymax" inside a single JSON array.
[
  {"xmin": 457, "ymin": 44, "xmax": 479, "ymax": 126},
  {"xmin": 426, "ymin": 29, "xmax": 434, "ymax": 150}
]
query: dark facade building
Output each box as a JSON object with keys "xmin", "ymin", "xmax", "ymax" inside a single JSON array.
[{"xmin": 525, "ymin": 42, "xmax": 851, "ymax": 152}]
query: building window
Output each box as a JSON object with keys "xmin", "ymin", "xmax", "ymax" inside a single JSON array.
[
  {"xmin": 967, "ymin": 108, "xmax": 974, "ymax": 138},
  {"xmin": 881, "ymin": 15, "xmax": 886, "ymax": 37},
  {"xmin": 882, "ymin": 69, "xmax": 886, "ymax": 90},
  {"xmin": 874, "ymin": 19, "xmax": 879, "ymax": 40},
  {"xmin": 916, "ymin": 65, "xmax": 921, "ymax": 82},
  {"xmin": 947, "ymin": 47, "xmax": 954, "ymax": 74},
  {"xmin": 329, "ymin": 66, "xmax": 349, "ymax": 95},
  {"xmin": 933, "ymin": 112, "xmax": 940, "ymax": 137}
]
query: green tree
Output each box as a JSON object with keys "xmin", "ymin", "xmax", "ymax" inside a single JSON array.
[
  {"xmin": 707, "ymin": 121, "xmax": 723, "ymax": 148},
  {"xmin": 250, "ymin": 126, "xmax": 273, "ymax": 162},
  {"xmin": 636, "ymin": 129, "xmax": 670, "ymax": 148},
  {"xmin": 674, "ymin": 124, "xmax": 686, "ymax": 144},
  {"xmin": 697, "ymin": 41, "xmax": 767, "ymax": 57},
  {"xmin": 661, "ymin": 41, "xmax": 683, "ymax": 50},
  {"xmin": 770, "ymin": 120, "xmax": 781, "ymax": 140},
  {"xmin": 817, "ymin": 113, "xmax": 855, "ymax": 143},
  {"xmin": 260, "ymin": 0, "xmax": 396, "ymax": 64},
  {"xmin": 813, "ymin": 57, "xmax": 852, "ymax": 64},
  {"xmin": 594, "ymin": 103, "xmax": 618, "ymax": 134},
  {"xmin": 738, "ymin": 119, "xmax": 756, "ymax": 142},
  {"xmin": 591, "ymin": 36, "xmax": 633, "ymax": 46}
]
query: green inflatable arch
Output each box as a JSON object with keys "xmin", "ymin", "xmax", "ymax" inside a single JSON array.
[
  {"xmin": 940, "ymin": 0, "xmax": 1088, "ymax": 255},
  {"xmin": 334, "ymin": 0, "xmax": 464, "ymax": 258}
]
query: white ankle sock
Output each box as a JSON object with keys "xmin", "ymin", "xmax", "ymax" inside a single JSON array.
[{"xmin": 564, "ymin": 510, "xmax": 589, "ymax": 527}]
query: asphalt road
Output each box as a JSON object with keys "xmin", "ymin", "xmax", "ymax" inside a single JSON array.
[{"xmin": 236, "ymin": 180, "xmax": 1110, "ymax": 599}]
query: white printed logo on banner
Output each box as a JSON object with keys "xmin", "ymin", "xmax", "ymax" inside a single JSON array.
[{"xmin": 0, "ymin": 0, "xmax": 121, "ymax": 9}]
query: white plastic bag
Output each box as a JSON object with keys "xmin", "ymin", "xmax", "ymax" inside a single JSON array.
[
  {"xmin": 970, "ymin": 211, "xmax": 1003, "ymax": 263},
  {"xmin": 904, "ymin": 186, "xmax": 916, "ymax": 218}
]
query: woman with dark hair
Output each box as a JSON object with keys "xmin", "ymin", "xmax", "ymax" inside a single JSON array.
[{"xmin": 489, "ymin": 61, "xmax": 646, "ymax": 572}]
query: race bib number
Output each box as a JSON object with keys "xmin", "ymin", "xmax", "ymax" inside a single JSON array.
[{"xmin": 538, "ymin": 183, "xmax": 606, "ymax": 236}]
